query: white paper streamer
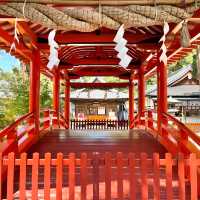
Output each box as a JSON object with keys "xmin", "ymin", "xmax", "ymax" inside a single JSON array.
[
  {"xmin": 47, "ymin": 30, "xmax": 60, "ymax": 70},
  {"xmin": 113, "ymin": 24, "xmax": 132, "ymax": 68},
  {"xmin": 159, "ymin": 22, "xmax": 169, "ymax": 66},
  {"xmin": 9, "ymin": 18, "xmax": 19, "ymax": 54}
]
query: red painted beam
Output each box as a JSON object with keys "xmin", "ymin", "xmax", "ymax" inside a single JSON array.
[
  {"xmin": 70, "ymin": 82, "xmax": 129, "ymax": 88},
  {"xmin": 39, "ymin": 32, "xmax": 160, "ymax": 44}
]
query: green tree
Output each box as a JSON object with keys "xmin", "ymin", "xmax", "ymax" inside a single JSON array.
[
  {"xmin": 40, "ymin": 74, "xmax": 52, "ymax": 108},
  {"xmin": 0, "ymin": 66, "xmax": 29, "ymax": 129},
  {"xmin": 0, "ymin": 66, "xmax": 53, "ymax": 129}
]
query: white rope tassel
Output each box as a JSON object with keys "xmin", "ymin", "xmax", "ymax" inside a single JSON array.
[
  {"xmin": 159, "ymin": 21, "xmax": 169, "ymax": 65},
  {"xmin": 47, "ymin": 30, "xmax": 60, "ymax": 70}
]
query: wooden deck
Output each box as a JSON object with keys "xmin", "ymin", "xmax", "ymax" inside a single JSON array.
[{"xmin": 27, "ymin": 129, "xmax": 167, "ymax": 158}]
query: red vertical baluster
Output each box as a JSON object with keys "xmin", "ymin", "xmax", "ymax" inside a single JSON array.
[
  {"xmin": 153, "ymin": 153, "xmax": 160, "ymax": 200},
  {"xmin": 178, "ymin": 153, "xmax": 185, "ymax": 200},
  {"xmin": 80, "ymin": 153, "xmax": 87, "ymax": 200},
  {"xmin": 44, "ymin": 153, "xmax": 51, "ymax": 200},
  {"xmin": 32, "ymin": 153, "xmax": 39, "ymax": 200},
  {"xmin": 7, "ymin": 152, "xmax": 15, "ymax": 200},
  {"xmin": 69, "ymin": 153, "xmax": 75, "ymax": 200},
  {"xmin": 165, "ymin": 153, "xmax": 173, "ymax": 200},
  {"xmin": 105, "ymin": 152, "xmax": 112, "ymax": 200},
  {"xmin": 141, "ymin": 153, "xmax": 148, "ymax": 200},
  {"xmin": 190, "ymin": 153, "xmax": 197, "ymax": 200},
  {"xmin": 117, "ymin": 152, "xmax": 123, "ymax": 199},
  {"xmin": 93, "ymin": 152, "xmax": 99, "ymax": 200},
  {"xmin": 56, "ymin": 153, "xmax": 63, "ymax": 200},
  {"xmin": 19, "ymin": 153, "xmax": 27, "ymax": 200},
  {"xmin": 129, "ymin": 153, "xmax": 136, "ymax": 200}
]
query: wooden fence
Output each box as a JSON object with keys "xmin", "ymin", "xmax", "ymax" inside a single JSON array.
[
  {"xmin": 0, "ymin": 152, "xmax": 199, "ymax": 200},
  {"xmin": 70, "ymin": 120, "xmax": 129, "ymax": 130}
]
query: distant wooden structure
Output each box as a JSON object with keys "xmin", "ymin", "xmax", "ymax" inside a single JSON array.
[
  {"xmin": 147, "ymin": 65, "xmax": 200, "ymax": 115},
  {"xmin": 69, "ymin": 78, "xmax": 128, "ymax": 120}
]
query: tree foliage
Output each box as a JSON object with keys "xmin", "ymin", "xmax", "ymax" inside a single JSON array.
[
  {"xmin": 40, "ymin": 74, "xmax": 52, "ymax": 108},
  {"xmin": 0, "ymin": 66, "xmax": 52, "ymax": 129}
]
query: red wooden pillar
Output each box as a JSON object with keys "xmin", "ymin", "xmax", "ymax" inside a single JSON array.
[
  {"xmin": 29, "ymin": 50, "xmax": 41, "ymax": 135},
  {"xmin": 64, "ymin": 78, "xmax": 70, "ymax": 129},
  {"xmin": 53, "ymin": 68, "xmax": 60, "ymax": 126},
  {"xmin": 138, "ymin": 67, "xmax": 145, "ymax": 123},
  {"xmin": 129, "ymin": 78, "xmax": 134, "ymax": 129},
  {"xmin": 157, "ymin": 60, "xmax": 168, "ymax": 135}
]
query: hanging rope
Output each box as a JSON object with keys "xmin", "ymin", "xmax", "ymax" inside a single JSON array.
[
  {"xmin": 0, "ymin": 3, "xmax": 197, "ymax": 32},
  {"xmin": 154, "ymin": 0, "xmax": 158, "ymax": 21},
  {"xmin": 180, "ymin": 20, "xmax": 191, "ymax": 47},
  {"xmin": 22, "ymin": 0, "xmax": 27, "ymax": 19}
]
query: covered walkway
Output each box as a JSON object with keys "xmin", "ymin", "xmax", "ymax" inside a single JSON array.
[{"xmin": 0, "ymin": 1, "xmax": 200, "ymax": 199}]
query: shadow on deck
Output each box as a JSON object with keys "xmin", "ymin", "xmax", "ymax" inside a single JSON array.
[{"xmin": 27, "ymin": 128, "xmax": 167, "ymax": 157}]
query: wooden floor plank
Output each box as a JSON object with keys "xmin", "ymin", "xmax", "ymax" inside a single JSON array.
[{"xmin": 28, "ymin": 129, "xmax": 167, "ymax": 158}]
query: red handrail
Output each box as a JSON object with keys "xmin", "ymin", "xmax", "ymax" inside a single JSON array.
[
  {"xmin": 162, "ymin": 112, "xmax": 200, "ymax": 146},
  {"xmin": 0, "ymin": 109, "xmax": 69, "ymax": 155},
  {"xmin": 135, "ymin": 110, "xmax": 200, "ymax": 155},
  {"xmin": 0, "ymin": 112, "xmax": 34, "ymax": 138}
]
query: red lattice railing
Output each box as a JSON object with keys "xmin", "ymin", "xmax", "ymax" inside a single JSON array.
[
  {"xmin": 0, "ymin": 109, "xmax": 68, "ymax": 155},
  {"xmin": 135, "ymin": 110, "xmax": 200, "ymax": 156},
  {"xmin": 0, "ymin": 152, "xmax": 199, "ymax": 200}
]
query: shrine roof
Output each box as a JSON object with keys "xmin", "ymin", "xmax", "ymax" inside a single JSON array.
[
  {"xmin": 66, "ymin": 88, "xmax": 128, "ymax": 100},
  {"xmin": 147, "ymin": 65, "xmax": 200, "ymax": 97}
]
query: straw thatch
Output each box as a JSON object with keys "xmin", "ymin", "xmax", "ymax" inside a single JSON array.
[{"xmin": 0, "ymin": 3, "xmax": 198, "ymax": 32}]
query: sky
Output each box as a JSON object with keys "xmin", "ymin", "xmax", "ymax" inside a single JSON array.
[{"xmin": 0, "ymin": 49, "xmax": 20, "ymax": 72}]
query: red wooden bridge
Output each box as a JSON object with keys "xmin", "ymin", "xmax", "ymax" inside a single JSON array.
[{"xmin": 0, "ymin": 0, "xmax": 200, "ymax": 199}]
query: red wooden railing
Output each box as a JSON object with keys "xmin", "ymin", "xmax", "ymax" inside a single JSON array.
[
  {"xmin": 0, "ymin": 152, "xmax": 199, "ymax": 200},
  {"xmin": 0, "ymin": 109, "xmax": 67, "ymax": 155},
  {"xmin": 70, "ymin": 119, "xmax": 129, "ymax": 130},
  {"xmin": 135, "ymin": 110, "xmax": 200, "ymax": 156},
  {"xmin": 0, "ymin": 112, "xmax": 35, "ymax": 155},
  {"xmin": 39, "ymin": 109, "xmax": 68, "ymax": 130}
]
